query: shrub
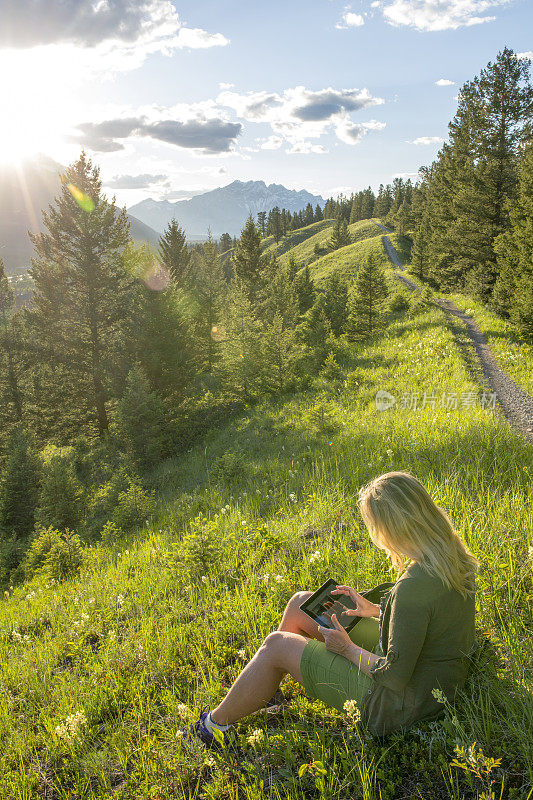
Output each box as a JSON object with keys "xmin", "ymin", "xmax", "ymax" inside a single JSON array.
[
  {"xmin": 305, "ymin": 396, "xmax": 338, "ymax": 435},
  {"xmin": 100, "ymin": 520, "xmax": 124, "ymax": 546},
  {"xmin": 320, "ymin": 352, "xmax": 344, "ymax": 381},
  {"xmin": 112, "ymin": 482, "xmax": 156, "ymax": 531},
  {"xmin": 87, "ymin": 468, "xmax": 132, "ymax": 528},
  {"xmin": 22, "ymin": 526, "xmax": 84, "ymax": 581},
  {"xmin": 210, "ymin": 451, "xmax": 246, "ymax": 486},
  {"xmin": 389, "ymin": 290, "xmax": 410, "ymax": 313},
  {"xmin": 170, "ymin": 514, "xmax": 223, "ymax": 579},
  {"xmin": 36, "ymin": 446, "xmax": 84, "ymax": 531}
]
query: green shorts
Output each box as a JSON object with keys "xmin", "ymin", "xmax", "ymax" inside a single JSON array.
[{"xmin": 300, "ymin": 618, "xmax": 381, "ymax": 712}]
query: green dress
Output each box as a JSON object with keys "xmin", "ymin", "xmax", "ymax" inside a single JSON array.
[{"xmin": 300, "ymin": 561, "xmax": 476, "ymax": 736}]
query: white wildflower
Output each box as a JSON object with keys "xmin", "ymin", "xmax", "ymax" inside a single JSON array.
[
  {"xmin": 55, "ymin": 710, "xmax": 87, "ymax": 744},
  {"xmin": 108, "ymin": 630, "xmax": 116, "ymax": 641},
  {"xmin": 204, "ymin": 756, "xmax": 216, "ymax": 767},
  {"xmin": 117, "ymin": 594, "xmax": 125, "ymax": 606},
  {"xmin": 289, "ymin": 493, "xmax": 297, "ymax": 503},
  {"xmin": 309, "ymin": 550, "xmax": 321, "ymax": 563},
  {"xmin": 343, "ymin": 699, "xmax": 361, "ymax": 722},
  {"xmin": 262, "ymin": 574, "xmax": 270, "ymax": 585},
  {"xmin": 238, "ymin": 648, "xmax": 246, "ymax": 659},
  {"xmin": 247, "ymin": 728, "xmax": 265, "ymax": 746},
  {"xmin": 176, "ymin": 703, "xmax": 193, "ymax": 721},
  {"xmin": 274, "ymin": 574, "xmax": 283, "ymax": 583},
  {"xmin": 241, "ymin": 520, "xmax": 247, "ymax": 526},
  {"xmin": 386, "ymin": 448, "xmax": 393, "ymax": 457},
  {"xmin": 201, "ymin": 576, "xmax": 208, "ymax": 584},
  {"xmin": 175, "ymin": 729, "xmax": 183, "ymax": 739}
]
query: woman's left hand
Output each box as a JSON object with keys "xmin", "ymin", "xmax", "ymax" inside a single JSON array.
[{"xmin": 318, "ymin": 614, "xmax": 354, "ymax": 658}]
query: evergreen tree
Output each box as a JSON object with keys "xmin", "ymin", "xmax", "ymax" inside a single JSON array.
[
  {"xmin": 0, "ymin": 425, "xmax": 40, "ymax": 543},
  {"xmin": 219, "ymin": 233, "xmax": 233, "ymax": 253},
  {"xmin": 0, "ymin": 259, "xmax": 23, "ymax": 422},
  {"xmin": 396, "ymin": 200, "xmax": 414, "ymax": 235},
  {"xmin": 493, "ymin": 141, "xmax": 533, "ymax": 333},
  {"xmin": 36, "ymin": 446, "xmax": 84, "ymax": 531},
  {"xmin": 304, "ymin": 203, "xmax": 314, "ymax": 226},
  {"xmin": 189, "ymin": 236, "xmax": 227, "ymax": 371},
  {"xmin": 296, "ymin": 294, "xmax": 332, "ymax": 369},
  {"xmin": 267, "ymin": 207, "xmax": 283, "ymax": 243},
  {"xmin": 158, "ymin": 219, "xmax": 190, "ymax": 288},
  {"xmin": 314, "ymin": 204, "xmax": 324, "ymax": 222},
  {"xmin": 231, "ymin": 216, "xmax": 266, "ymax": 303},
  {"xmin": 28, "ymin": 152, "xmax": 134, "ymax": 438},
  {"xmin": 360, "ymin": 188, "xmax": 375, "ymax": 219},
  {"xmin": 349, "ymin": 194, "xmax": 362, "ymax": 223},
  {"xmin": 323, "ymin": 273, "xmax": 349, "ymax": 336},
  {"xmin": 295, "ymin": 266, "xmax": 316, "ymax": 315},
  {"xmin": 346, "ymin": 254, "xmax": 389, "ymax": 339},
  {"xmin": 257, "ymin": 211, "xmax": 267, "ymax": 237},
  {"xmin": 221, "ymin": 281, "xmax": 265, "ymax": 400},
  {"xmin": 115, "ymin": 366, "xmax": 167, "ymax": 471},
  {"xmin": 328, "ymin": 217, "xmax": 351, "ymax": 250},
  {"xmin": 261, "ymin": 311, "xmax": 306, "ymax": 394}
]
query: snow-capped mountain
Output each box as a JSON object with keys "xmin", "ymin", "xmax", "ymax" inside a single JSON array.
[{"xmin": 128, "ymin": 180, "xmax": 325, "ymax": 237}]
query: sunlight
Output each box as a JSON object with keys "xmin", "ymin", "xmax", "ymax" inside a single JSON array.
[{"xmin": 0, "ymin": 46, "xmax": 76, "ymax": 165}]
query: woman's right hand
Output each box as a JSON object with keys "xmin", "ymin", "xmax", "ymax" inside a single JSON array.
[{"xmin": 330, "ymin": 585, "xmax": 380, "ymax": 618}]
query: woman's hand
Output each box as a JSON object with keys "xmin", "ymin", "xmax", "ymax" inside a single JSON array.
[
  {"xmin": 330, "ymin": 585, "xmax": 380, "ymax": 619},
  {"xmin": 318, "ymin": 614, "xmax": 355, "ymax": 658}
]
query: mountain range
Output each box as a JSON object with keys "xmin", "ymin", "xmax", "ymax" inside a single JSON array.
[
  {"xmin": 0, "ymin": 156, "xmax": 324, "ymax": 273},
  {"xmin": 128, "ymin": 181, "xmax": 325, "ymax": 237}
]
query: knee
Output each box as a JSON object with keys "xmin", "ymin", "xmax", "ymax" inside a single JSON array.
[
  {"xmin": 261, "ymin": 631, "xmax": 288, "ymax": 665},
  {"xmin": 285, "ymin": 591, "xmax": 312, "ymax": 612}
]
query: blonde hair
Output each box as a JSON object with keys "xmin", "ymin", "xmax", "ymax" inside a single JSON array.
[{"xmin": 357, "ymin": 471, "xmax": 479, "ymax": 599}]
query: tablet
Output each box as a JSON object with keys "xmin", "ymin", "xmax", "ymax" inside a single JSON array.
[{"xmin": 299, "ymin": 578, "xmax": 361, "ymax": 633}]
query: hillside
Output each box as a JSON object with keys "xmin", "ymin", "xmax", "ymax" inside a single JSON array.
[
  {"xmin": 128, "ymin": 180, "xmax": 324, "ymax": 237},
  {"xmin": 1, "ymin": 218, "xmax": 532, "ymax": 800}
]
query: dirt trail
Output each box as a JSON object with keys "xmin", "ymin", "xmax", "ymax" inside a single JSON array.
[{"xmin": 378, "ymin": 228, "xmax": 533, "ymax": 444}]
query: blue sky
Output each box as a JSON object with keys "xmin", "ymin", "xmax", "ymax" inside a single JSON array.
[{"xmin": 1, "ymin": 0, "xmax": 531, "ymax": 206}]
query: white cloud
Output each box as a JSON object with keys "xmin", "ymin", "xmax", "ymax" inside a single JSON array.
[
  {"xmin": 517, "ymin": 51, "xmax": 533, "ymax": 60},
  {"xmin": 260, "ymin": 136, "xmax": 284, "ymax": 150},
  {"xmin": 175, "ymin": 28, "xmax": 229, "ymax": 49},
  {"xmin": 436, "ymin": 78, "xmax": 455, "ymax": 86},
  {"xmin": 286, "ymin": 142, "xmax": 329, "ymax": 154},
  {"xmin": 336, "ymin": 11, "xmax": 365, "ymax": 28},
  {"xmin": 217, "ymin": 85, "xmax": 384, "ymax": 152},
  {"xmin": 409, "ymin": 136, "xmax": 444, "ymax": 145},
  {"xmin": 0, "ymin": 1, "xmax": 229, "ymax": 75},
  {"xmin": 382, "ymin": 0, "xmax": 510, "ymax": 31},
  {"xmin": 219, "ymin": 82, "xmax": 235, "ymax": 90}
]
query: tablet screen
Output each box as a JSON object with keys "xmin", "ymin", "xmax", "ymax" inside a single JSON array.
[{"xmin": 299, "ymin": 579, "xmax": 359, "ymax": 631}]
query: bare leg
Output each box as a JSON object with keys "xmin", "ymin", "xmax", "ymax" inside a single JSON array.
[
  {"xmin": 210, "ymin": 631, "xmax": 309, "ymax": 725},
  {"xmin": 277, "ymin": 591, "xmax": 325, "ymax": 641}
]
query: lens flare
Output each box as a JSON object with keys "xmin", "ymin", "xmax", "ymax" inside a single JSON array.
[
  {"xmin": 144, "ymin": 262, "xmax": 170, "ymax": 291},
  {"xmin": 210, "ymin": 325, "xmax": 226, "ymax": 341},
  {"xmin": 66, "ymin": 183, "xmax": 95, "ymax": 213}
]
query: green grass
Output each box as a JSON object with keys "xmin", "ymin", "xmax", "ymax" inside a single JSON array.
[
  {"xmin": 304, "ymin": 233, "xmax": 387, "ymax": 285},
  {"xmin": 1, "ymin": 300, "xmax": 532, "ymax": 799},
  {"xmin": 276, "ymin": 219, "xmax": 380, "ymax": 268},
  {"xmin": 261, "ymin": 219, "xmax": 334, "ymax": 258}
]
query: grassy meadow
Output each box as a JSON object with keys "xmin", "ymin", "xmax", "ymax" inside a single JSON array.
[{"xmin": 1, "ymin": 290, "xmax": 532, "ymax": 799}]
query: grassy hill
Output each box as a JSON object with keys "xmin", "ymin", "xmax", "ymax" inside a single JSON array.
[
  {"xmin": 272, "ymin": 219, "xmax": 379, "ymax": 268},
  {"xmin": 1, "ymin": 294, "xmax": 532, "ymax": 798},
  {"xmin": 1, "ymin": 220, "xmax": 532, "ymax": 799}
]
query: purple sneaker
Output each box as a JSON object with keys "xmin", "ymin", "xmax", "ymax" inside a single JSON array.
[{"xmin": 181, "ymin": 706, "xmax": 231, "ymax": 749}]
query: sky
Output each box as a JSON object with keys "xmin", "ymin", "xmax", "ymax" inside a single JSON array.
[{"xmin": 0, "ymin": 0, "xmax": 531, "ymax": 207}]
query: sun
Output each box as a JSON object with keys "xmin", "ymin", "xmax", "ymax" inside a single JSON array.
[{"xmin": 0, "ymin": 46, "xmax": 75, "ymax": 165}]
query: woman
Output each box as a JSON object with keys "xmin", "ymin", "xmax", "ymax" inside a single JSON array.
[{"xmin": 183, "ymin": 471, "xmax": 480, "ymax": 744}]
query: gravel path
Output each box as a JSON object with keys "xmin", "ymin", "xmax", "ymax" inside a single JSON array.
[{"xmin": 380, "ymin": 231, "xmax": 533, "ymax": 444}]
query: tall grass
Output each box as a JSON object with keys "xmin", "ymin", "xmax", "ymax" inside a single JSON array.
[{"xmin": 0, "ymin": 303, "xmax": 531, "ymax": 798}]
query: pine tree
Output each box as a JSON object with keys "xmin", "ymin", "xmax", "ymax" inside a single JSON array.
[
  {"xmin": 221, "ymin": 280, "xmax": 265, "ymax": 400},
  {"xmin": 219, "ymin": 233, "xmax": 233, "ymax": 253},
  {"xmin": 396, "ymin": 200, "xmax": 414, "ymax": 235},
  {"xmin": 328, "ymin": 218, "xmax": 351, "ymax": 250},
  {"xmin": 0, "ymin": 425, "xmax": 40, "ymax": 542},
  {"xmin": 304, "ymin": 203, "xmax": 314, "ymax": 226},
  {"xmin": 0, "ymin": 259, "xmax": 23, "ymax": 422},
  {"xmin": 314, "ymin": 204, "xmax": 324, "ymax": 222},
  {"xmin": 323, "ymin": 273, "xmax": 349, "ymax": 336},
  {"xmin": 189, "ymin": 235, "xmax": 227, "ymax": 371},
  {"xmin": 295, "ymin": 266, "xmax": 316, "ymax": 315},
  {"xmin": 28, "ymin": 152, "xmax": 134, "ymax": 438},
  {"xmin": 493, "ymin": 141, "xmax": 533, "ymax": 333},
  {"xmin": 257, "ymin": 211, "xmax": 267, "ymax": 237},
  {"xmin": 346, "ymin": 254, "xmax": 389, "ymax": 339},
  {"xmin": 261, "ymin": 311, "xmax": 306, "ymax": 394},
  {"xmin": 115, "ymin": 365, "xmax": 167, "ymax": 471},
  {"xmin": 349, "ymin": 194, "xmax": 362, "ymax": 223},
  {"xmin": 231, "ymin": 216, "xmax": 267, "ymax": 303},
  {"xmin": 267, "ymin": 207, "xmax": 283, "ymax": 243},
  {"xmin": 360, "ymin": 188, "xmax": 375, "ymax": 219},
  {"xmin": 36, "ymin": 446, "xmax": 83, "ymax": 531},
  {"xmin": 158, "ymin": 219, "xmax": 190, "ymax": 288},
  {"xmin": 296, "ymin": 294, "xmax": 332, "ymax": 370}
]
